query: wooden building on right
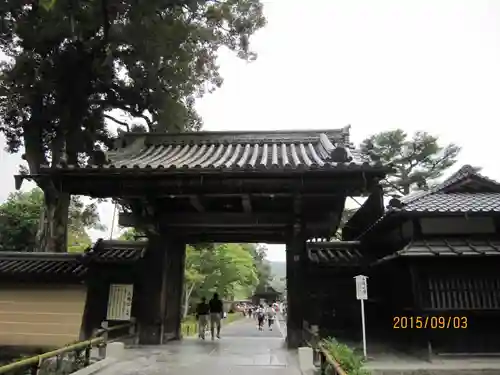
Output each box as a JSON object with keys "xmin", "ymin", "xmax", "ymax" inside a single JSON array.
[{"xmin": 344, "ymin": 165, "xmax": 500, "ymax": 355}]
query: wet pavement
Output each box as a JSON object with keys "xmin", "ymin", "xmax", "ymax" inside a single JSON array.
[{"xmin": 95, "ymin": 316, "xmax": 301, "ymax": 375}]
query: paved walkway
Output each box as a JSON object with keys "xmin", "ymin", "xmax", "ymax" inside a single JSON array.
[{"xmin": 95, "ymin": 316, "xmax": 301, "ymax": 375}]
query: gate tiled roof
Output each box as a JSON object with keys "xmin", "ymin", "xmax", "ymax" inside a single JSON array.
[{"xmin": 41, "ymin": 128, "xmax": 387, "ymax": 172}]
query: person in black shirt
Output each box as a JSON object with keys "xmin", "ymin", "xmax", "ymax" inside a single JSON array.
[
  {"xmin": 209, "ymin": 293, "xmax": 223, "ymax": 340},
  {"xmin": 196, "ymin": 297, "xmax": 210, "ymax": 339}
]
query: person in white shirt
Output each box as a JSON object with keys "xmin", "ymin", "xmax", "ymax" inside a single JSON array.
[{"xmin": 266, "ymin": 305, "xmax": 276, "ymax": 330}]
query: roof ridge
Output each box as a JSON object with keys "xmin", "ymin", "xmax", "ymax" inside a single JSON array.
[{"xmin": 123, "ymin": 126, "xmax": 351, "ymax": 137}]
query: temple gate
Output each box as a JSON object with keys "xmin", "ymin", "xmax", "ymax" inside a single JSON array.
[{"xmin": 18, "ymin": 127, "xmax": 389, "ymax": 347}]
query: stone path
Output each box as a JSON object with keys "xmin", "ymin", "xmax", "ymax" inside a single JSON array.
[{"xmin": 95, "ymin": 315, "xmax": 301, "ymax": 375}]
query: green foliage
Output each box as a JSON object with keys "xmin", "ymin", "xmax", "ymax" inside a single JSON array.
[
  {"xmin": 321, "ymin": 337, "xmax": 371, "ymax": 375},
  {"xmin": 0, "ymin": 0, "xmax": 266, "ymax": 166},
  {"xmin": 361, "ymin": 129, "xmax": 461, "ymax": 195},
  {"xmin": 0, "ymin": 0, "xmax": 265, "ymax": 252},
  {"xmin": 182, "ymin": 243, "xmax": 271, "ymax": 316},
  {"xmin": 187, "ymin": 243, "xmax": 259, "ymax": 299},
  {"xmin": 240, "ymin": 243, "xmax": 272, "ymax": 289},
  {"xmin": 0, "ymin": 188, "xmax": 104, "ymax": 252},
  {"xmin": 118, "ymin": 228, "xmax": 147, "ymax": 241}
]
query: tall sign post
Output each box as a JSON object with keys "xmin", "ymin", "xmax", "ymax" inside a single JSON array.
[{"xmin": 354, "ymin": 275, "xmax": 368, "ymax": 359}]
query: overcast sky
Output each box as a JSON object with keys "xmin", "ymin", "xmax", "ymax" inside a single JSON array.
[{"xmin": 2, "ymin": 0, "xmax": 500, "ymax": 262}]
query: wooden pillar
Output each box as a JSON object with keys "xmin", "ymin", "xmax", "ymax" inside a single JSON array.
[
  {"xmin": 137, "ymin": 234, "xmax": 168, "ymax": 345},
  {"xmin": 286, "ymin": 223, "xmax": 307, "ymax": 348},
  {"xmin": 162, "ymin": 241, "xmax": 186, "ymax": 341},
  {"xmin": 136, "ymin": 234, "xmax": 186, "ymax": 345}
]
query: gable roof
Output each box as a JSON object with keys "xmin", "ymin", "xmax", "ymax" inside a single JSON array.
[
  {"xmin": 389, "ymin": 165, "xmax": 500, "ymax": 213},
  {"xmin": 399, "ymin": 165, "xmax": 500, "ymax": 205},
  {"xmin": 357, "ymin": 165, "xmax": 500, "ymax": 239},
  {"xmin": 400, "ymin": 193, "xmax": 500, "ymax": 214}
]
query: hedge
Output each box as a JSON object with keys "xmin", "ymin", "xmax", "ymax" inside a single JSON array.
[{"xmin": 321, "ymin": 337, "xmax": 371, "ymax": 375}]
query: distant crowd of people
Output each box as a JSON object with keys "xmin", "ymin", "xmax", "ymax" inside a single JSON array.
[{"xmin": 243, "ymin": 302, "xmax": 280, "ymax": 331}]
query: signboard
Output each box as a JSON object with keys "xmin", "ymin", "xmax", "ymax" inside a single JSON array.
[
  {"xmin": 354, "ymin": 275, "xmax": 368, "ymax": 300},
  {"xmin": 106, "ymin": 284, "xmax": 134, "ymax": 321},
  {"xmin": 353, "ymin": 275, "xmax": 368, "ymax": 358}
]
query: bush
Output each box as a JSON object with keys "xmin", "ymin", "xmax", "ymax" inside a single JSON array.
[{"xmin": 321, "ymin": 337, "xmax": 371, "ymax": 375}]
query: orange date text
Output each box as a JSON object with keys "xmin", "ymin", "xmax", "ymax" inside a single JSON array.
[{"xmin": 393, "ymin": 316, "xmax": 467, "ymax": 329}]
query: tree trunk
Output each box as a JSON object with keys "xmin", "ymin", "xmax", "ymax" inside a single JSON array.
[
  {"xmin": 36, "ymin": 191, "xmax": 70, "ymax": 253},
  {"xmin": 183, "ymin": 283, "xmax": 196, "ymax": 318}
]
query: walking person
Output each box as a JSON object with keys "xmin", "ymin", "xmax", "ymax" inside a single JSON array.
[
  {"xmin": 266, "ymin": 304, "xmax": 276, "ymax": 331},
  {"xmin": 209, "ymin": 293, "xmax": 223, "ymax": 340},
  {"xmin": 195, "ymin": 297, "xmax": 210, "ymax": 340},
  {"xmin": 256, "ymin": 304, "xmax": 265, "ymax": 331}
]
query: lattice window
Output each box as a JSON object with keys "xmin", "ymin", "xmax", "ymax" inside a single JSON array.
[{"xmin": 425, "ymin": 276, "xmax": 500, "ymax": 310}]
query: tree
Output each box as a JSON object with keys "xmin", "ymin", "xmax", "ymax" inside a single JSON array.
[
  {"xmin": 183, "ymin": 243, "xmax": 259, "ymax": 316},
  {"xmin": 0, "ymin": 0, "xmax": 266, "ymax": 252},
  {"xmin": 0, "ymin": 188, "xmax": 104, "ymax": 252},
  {"xmin": 361, "ymin": 129, "xmax": 461, "ymax": 196},
  {"xmin": 183, "ymin": 245, "xmax": 207, "ymax": 317},
  {"xmin": 118, "ymin": 228, "xmax": 147, "ymax": 241},
  {"xmin": 239, "ymin": 243, "xmax": 272, "ymax": 289}
]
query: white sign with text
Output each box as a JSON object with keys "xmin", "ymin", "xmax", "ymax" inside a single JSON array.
[
  {"xmin": 106, "ymin": 284, "xmax": 134, "ymax": 321},
  {"xmin": 354, "ymin": 275, "xmax": 368, "ymax": 300},
  {"xmin": 354, "ymin": 275, "xmax": 368, "ymax": 359}
]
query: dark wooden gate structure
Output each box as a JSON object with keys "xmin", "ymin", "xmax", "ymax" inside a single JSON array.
[
  {"xmin": 18, "ymin": 128, "xmax": 389, "ymax": 347},
  {"xmin": 344, "ymin": 165, "xmax": 500, "ymax": 354}
]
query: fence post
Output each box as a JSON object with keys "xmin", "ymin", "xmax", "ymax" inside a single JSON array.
[
  {"xmin": 29, "ymin": 361, "xmax": 38, "ymax": 375},
  {"xmin": 84, "ymin": 345, "xmax": 91, "ymax": 366},
  {"xmin": 311, "ymin": 325, "xmax": 320, "ymax": 366},
  {"xmin": 98, "ymin": 321, "xmax": 109, "ymax": 358},
  {"xmin": 129, "ymin": 317, "xmax": 136, "ymax": 336},
  {"xmin": 320, "ymin": 350, "xmax": 326, "ymax": 375}
]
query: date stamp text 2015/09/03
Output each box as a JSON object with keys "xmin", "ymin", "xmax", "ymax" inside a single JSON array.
[{"xmin": 393, "ymin": 316, "xmax": 467, "ymax": 329}]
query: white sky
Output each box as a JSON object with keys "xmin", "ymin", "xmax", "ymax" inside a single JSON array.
[{"xmin": 2, "ymin": 0, "xmax": 500, "ymax": 262}]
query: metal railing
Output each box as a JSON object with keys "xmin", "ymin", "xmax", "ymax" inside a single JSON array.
[
  {"xmin": 303, "ymin": 323, "xmax": 348, "ymax": 375},
  {"xmin": 0, "ymin": 319, "xmax": 136, "ymax": 375}
]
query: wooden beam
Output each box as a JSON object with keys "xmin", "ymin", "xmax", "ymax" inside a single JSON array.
[
  {"xmin": 161, "ymin": 213, "xmax": 289, "ymax": 227},
  {"xmin": 242, "ymin": 195, "xmax": 252, "ymax": 213},
  {"xmin": 189, "ymin": 195, "xmax": 204, "ymax": 212},
  {"xmin": 61, "ymin": 175, "xmax": 382, "ymax": 197},
  {"xmin": 119, "ymin": 212, "xmax": 292, "ymax": 228},
  {"xmin": 180, "ymin": 233, "xmax": 287, "ymax": 243}
]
